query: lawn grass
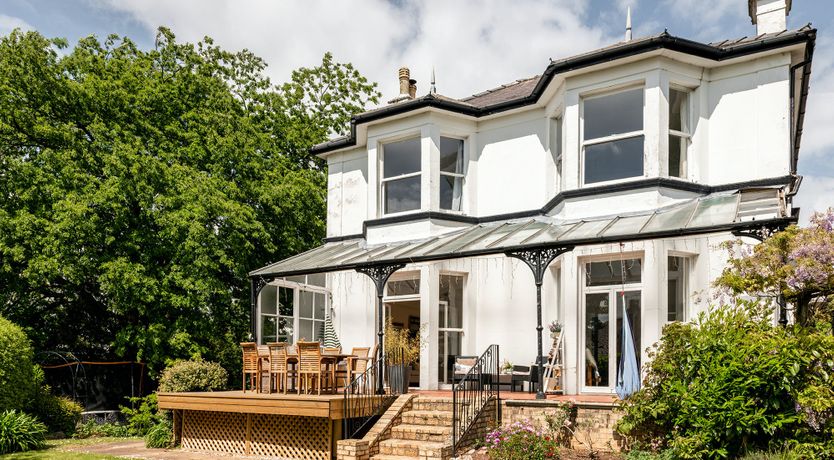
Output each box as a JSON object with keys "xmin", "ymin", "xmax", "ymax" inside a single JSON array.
[{"xmin": 1, "ymin": 437, "xmax": 140, "ymax": 459}]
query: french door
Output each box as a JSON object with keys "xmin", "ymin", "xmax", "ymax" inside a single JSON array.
[
  {"xmin": 438, "ymin": 300, "xmax": 464, "ymax": 386},
  {"xmin": 581, "ymin": 258, "xmax": 642, "ymax": 393}
]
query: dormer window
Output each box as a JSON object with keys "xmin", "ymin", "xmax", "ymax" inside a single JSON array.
[
  {"xmin": 439, "ymin": 137, "xmax": 464, "ymax": 211},
  {"xmin": 381, "ymin": 137, "xmax": 421, "ymax": 214},
  {"xmin": 668, "ymin": 88, "xmax": 690, "ymax": 179},
  {"xmin": 582, "ymin": 87, "xmax": 644, "ymax": 185}
]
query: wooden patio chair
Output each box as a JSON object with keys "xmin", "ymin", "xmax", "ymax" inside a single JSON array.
[
  {"xmin": 240, "ymin": 342, "xmax": 261, "ymax": 393},
  {"xmin": 335, "ymin": 346, "xmax": 371, "ymax": 389},
  {"xmin": 297, "ymin": 341, "xmax": 332, "ymax": 395},
  {"xmin": 266, "ymin": 342, "xmax": 288, "ymax": 394}
]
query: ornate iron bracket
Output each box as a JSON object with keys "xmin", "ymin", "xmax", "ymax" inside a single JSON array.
[
  {"xmin": 732, "ymin": 222, "xmax": 790, "ymax": 242},
  {"xmin": 356, "ymin": 264, "xmax": 406, "ymax": 297},
  {"xmin": 506, "ymin": 246, "xmax": 574, "ymax": 285}
]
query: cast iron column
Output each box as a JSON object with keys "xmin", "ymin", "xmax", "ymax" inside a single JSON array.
[
  {"xmin": 356, "ymin": 263, "xmax": 405, "ymax": 394},
  {"xmin": 506, "ymin": 246, "xmax": 572, "ymax": 399}
]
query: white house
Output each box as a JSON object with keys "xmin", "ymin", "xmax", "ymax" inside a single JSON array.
[{"xmin": 249, "ymin": 0, "xmax": 815, "ymax": 396}]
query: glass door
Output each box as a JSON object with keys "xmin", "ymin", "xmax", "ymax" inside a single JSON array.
[
  {"xmin": 438, "ymin": 274, "xmax": 464, "ymax": 387},
  {"xmin": 582, "ymin": 258, "xmax": 642, "ymax": 393}
]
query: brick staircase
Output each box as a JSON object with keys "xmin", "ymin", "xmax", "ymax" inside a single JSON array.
[{"xmin": 371, "ymin": 396, "xmax": 454, "ymax": 460}]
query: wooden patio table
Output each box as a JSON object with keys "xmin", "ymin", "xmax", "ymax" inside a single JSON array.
[{"xmin": 257, "ymin": 347, "xmax": 355, "ymax": 394}]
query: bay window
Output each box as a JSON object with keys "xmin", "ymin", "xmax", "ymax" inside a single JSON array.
[
  {"xmin": 381, "ymin": 137, "xmax": 421, "ymax": 214},
  {"xmin": 258, "ymin": 275, "xmax": 328, "ymax": 344},
  {"xmin": 668, "ymin": 88, "xmax": 690, "ymax": 179},
  {"xmin": 582, "ymin": 87, "xmax": 644, "ymax": 185}
]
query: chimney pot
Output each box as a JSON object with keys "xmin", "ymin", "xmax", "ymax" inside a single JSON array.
[
  {"xmin": 408, "ymin": 79, "xmax": 417, "ymax": 99},
  {"xmin": 399, "ymin": 67, "xmax": 411, "ymax": 96},
  {"xmin": 748, "ymin": 0, "xmax": 791, "ymax": 35}
]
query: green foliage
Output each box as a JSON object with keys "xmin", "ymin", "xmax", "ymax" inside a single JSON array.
[
  {"xmin": 384, "ymin": 318, "xmax": 422, "ymax": 365},
  {"xmin": 144, "ymin": 420, "xmax": 173, "ymax": 449},
  {"xmin": 30, "ymin": 389, "xmax": 82, "ymax": 435},
  {"xmin": 157, "ymin": 360, "xmax": 227, "ymax": 393},
  {"xmin": 72, "ymin": 420, "xmax": 132, "ymax": 439},
  {"xmin": 485, "ymin": 420, "xmax": 560, "ymax": 459},
  {"xmin": 616, "ymin": 304, "xmax": 834, "ymax": 459},
  {"xmin": 0, "ymin": 316, "xmax": 42, "ymax": 412},
  {"xmin": 0, "ymin": 410, "xmax": 47, "ymax": 454},
  {"xmin": 625, "ymin": 451, "xmax": 675, "ymax": 460},
  {"xmin": 0, "ymin": 28, "xmax": 379, "ymax": 376},
  {"xmin": 119, "ymin": 395, "xmax": 161, "ymax": 436}
]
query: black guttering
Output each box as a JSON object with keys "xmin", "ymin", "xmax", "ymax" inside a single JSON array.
[
  {"xmin": 321, "ymin": 175, "xmax": 793, "ymax": 243},
  {"xmin": 310, "ymin": 28, "xmax": 816, "ymax": 156}
]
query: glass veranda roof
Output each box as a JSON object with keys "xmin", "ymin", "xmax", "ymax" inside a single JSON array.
[{"xmin": 250, "ymin": 190, "xmax": 790, "ymax": 278}]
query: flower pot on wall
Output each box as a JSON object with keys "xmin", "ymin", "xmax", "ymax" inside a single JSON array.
[{"xmin": 387, "ymin": 363, "xmax": 412, "ymax": 393}]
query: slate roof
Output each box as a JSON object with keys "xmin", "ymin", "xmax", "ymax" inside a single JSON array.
[{"xmin": 312, "ymin": 26, "xmax": 815, "ymax": 155}]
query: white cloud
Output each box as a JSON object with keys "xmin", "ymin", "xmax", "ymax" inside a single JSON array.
[
  {"xmin": 661, "ymin": 0, "xmax": 748, "ymax": 41},
  {"xmin": 0, "ymin": 14, "xmax": 33, "ymax": 36},
  {"xmin": 799, "ymin": 35, "xmax": 834, "ymax": 159},
  {"xmin": 94, "ymin": 0, "xmax": 617, "ymax": 101}
]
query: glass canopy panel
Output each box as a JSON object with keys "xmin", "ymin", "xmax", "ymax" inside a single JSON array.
[
  {"xmin": 463, "ymin": 222, "xmax": 530, "ymax": 251},
  {"xmin": 640, "ymin": 202, "xmax": 697, "ymax": 234},
  {"xmin": 600, "ymin": 215, "xmax": 652, "ymax": 238},
  {"xmin": 686, "ymin": 194, "xmax": 739, "ymax": 228},
  {"xmin": 522, "ymin": 222, "xmax": 579, "ymax": 245},
  {"xmin": 495, "ymin": 221, "xmax": 553, "ymax": 248},
  {"xmin": 424, "ymin": 225, "xmax": 497, "ymax": 256},
  {"xmin": 564, "ymin": 219, "xmax": 616, "ymax": 240}
]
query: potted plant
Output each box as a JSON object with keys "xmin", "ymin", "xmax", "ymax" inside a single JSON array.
[
  {"xmin": 384, "ymin": 319, "xmax": 422, "ymax": 393},
  {"xmin": 548, "ymin": 321, "xmax": 562, "ymax": 340}
]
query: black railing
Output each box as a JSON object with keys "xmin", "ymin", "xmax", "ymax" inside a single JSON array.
[
  {"xmin": 452, "ymin": 344, "xmax": 500, "ymax": 454},
  {"xmin": 342, "ymin": 348, "xmax": 403, "ymax": 439}
]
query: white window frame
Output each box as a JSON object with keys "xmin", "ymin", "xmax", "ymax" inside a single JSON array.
[
  {"xmin": 380, "ymin": 136, "xmax": 422, "ymax": 216},
  {"xmin": 665, "ymin": 253, "xmax": 691, "ymax": 323},
  {"xmin": 668, "ymin": 85, "xmax": 692, "ymax": 179},
  {"xmin": 580, "ymin": 254, "xmax": 644, "ymax": 394},
  {"xmin": 257, "ymin": 279, "xmax": 330, "ymax": 345},
  {"xmin": 550, "ymin": 116, "xmax": 563, "ymax": 193},
  {"xmin": 438, "ymin": 135, "xmax": 466, "ymax": 213},
  {"xmin": 580, "ymin": 84, "xmax": 646, "ymax": 187}
]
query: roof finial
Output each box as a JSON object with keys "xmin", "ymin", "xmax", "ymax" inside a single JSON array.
[
  {"xmin": 625, "ymin": 6, "xmax": 633, "ymax": 42},
  {"xmin": 430, "ymin": 66, "xmax": 437, "ymax": 95}
]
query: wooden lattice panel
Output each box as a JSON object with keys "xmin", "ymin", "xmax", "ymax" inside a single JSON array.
[
  {"xmin": 181, "ymin": 410, "xmax": 247, "ymax": 455},
  {"xmin": 250, "ymin": 414, "xmax": 331, "ymax": 460}
]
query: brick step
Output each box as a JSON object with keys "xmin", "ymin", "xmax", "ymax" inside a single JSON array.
[
  {"xmin": 412, "ymin": 397, "xmax": 455, "ymax": 412},
  {"xmin": 378, "ymin": 439, "xmax": 449, "ymax": 458},
  {"xmin": 391, "ymin": 423, "xmax": 452, "ymax": 442},
  {"xmin": 370, "ymin": 455, "xmax": 419, "ymax": 460},
  {"xmin": 401, "ymin": 410, "xmax": 454, "ymax": 426}
]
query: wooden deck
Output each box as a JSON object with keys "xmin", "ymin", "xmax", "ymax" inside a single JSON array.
[{"xmin": 157, "ymin": 391, "xmax": 384, "ymax": 420}]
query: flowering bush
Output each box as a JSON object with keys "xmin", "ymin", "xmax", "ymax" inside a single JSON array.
[
  {"xmin": 485, "ymin": 420, "xmax": 560, "ymax": 459},
  {"xmin": 548, "ymin": 321, "xmax": 562, "ymax": 334}
]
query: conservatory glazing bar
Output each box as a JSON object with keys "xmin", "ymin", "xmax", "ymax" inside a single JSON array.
[{"xmin": 250, "ymin": 190, "xmax": 792, "ymax": 279}]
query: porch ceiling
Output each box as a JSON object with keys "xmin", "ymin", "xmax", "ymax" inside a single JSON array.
[{"xmin": 249, "ymin": 189, "xmax": 795, "ymax": 279}]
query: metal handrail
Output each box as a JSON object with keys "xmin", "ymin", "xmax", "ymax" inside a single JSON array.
[
  {"xmin": 452, "ymin": 344, "xmax": 500, "ymax": 454},
  {"xmin": 342, "ymin": 348, "xmax": 403, "ymax": 439}
]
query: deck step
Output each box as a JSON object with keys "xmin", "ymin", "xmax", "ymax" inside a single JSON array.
[
  {"xmin": 391, "ymin": 423, "xmax": 451, "ymax": 442},
  {"xmin": 378, "ymin": 439, "xmax": 449, "ymax": 458},
  {"xmin": 400, "ymin": 410, "xmax": 453, "ymax": 426},
  {"xmin": 412, "ymin": 396, "xmax": 455, "ymax": 412}
]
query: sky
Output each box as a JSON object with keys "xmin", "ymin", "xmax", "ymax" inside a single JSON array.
[{"xmin": 1, "ymin": 0, "xmax": 832, "ymax": 223}]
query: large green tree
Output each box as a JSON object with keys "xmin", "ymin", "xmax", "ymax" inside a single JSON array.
[{"xmin": 0, "ymin": 28, "xmax": 380, "ymax": 376}]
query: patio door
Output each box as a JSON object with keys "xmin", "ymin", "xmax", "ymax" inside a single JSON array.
[
  {"xmin": 438, "ymin": 274, "xmax": 464, "ymax": 387},
  {"xmin": 581, "ymin": 258, "xmax": 642, "ymax": 393}
]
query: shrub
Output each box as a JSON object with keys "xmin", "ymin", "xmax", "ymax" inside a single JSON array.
[
  {"xmin": 0, "ymin": 316, "xmax": 42, "ymax": 412},
  {"xmin": 144, "ymin": 420, "xmax": 173, "ymax": 449},
  {"xmin": 485, "ymin": 420, "xmax": 560, "ymax": 459},
  {"xmin": 30, "ymin": 388, "xmax": 83, "ymax": 435},
  {"xmin": 0, "ymin": 410, "xmax": 47, "ymax": 454},
  {"xmin": 616, "ymin": 304, "xmax": 834, "ymax": 459},
  {"xmin": 158, "ymin": 360, "xmax": 227, "ymax": 393},
  {"xmin": 120, "ymin": 394, "xmax": 162, "ymax": 436},
  {"xmin": 73, "ymin": 419, "xmax": 132, "ymax": 439}
]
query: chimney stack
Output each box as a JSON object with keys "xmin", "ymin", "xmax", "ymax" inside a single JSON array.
[
  {"xmin": 748, "ymin": 0, "xmax": 791, "ymax": 35},
  {"xmin": 389, "ymin": 67, "xmax": 417, "ymax": 104}
]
